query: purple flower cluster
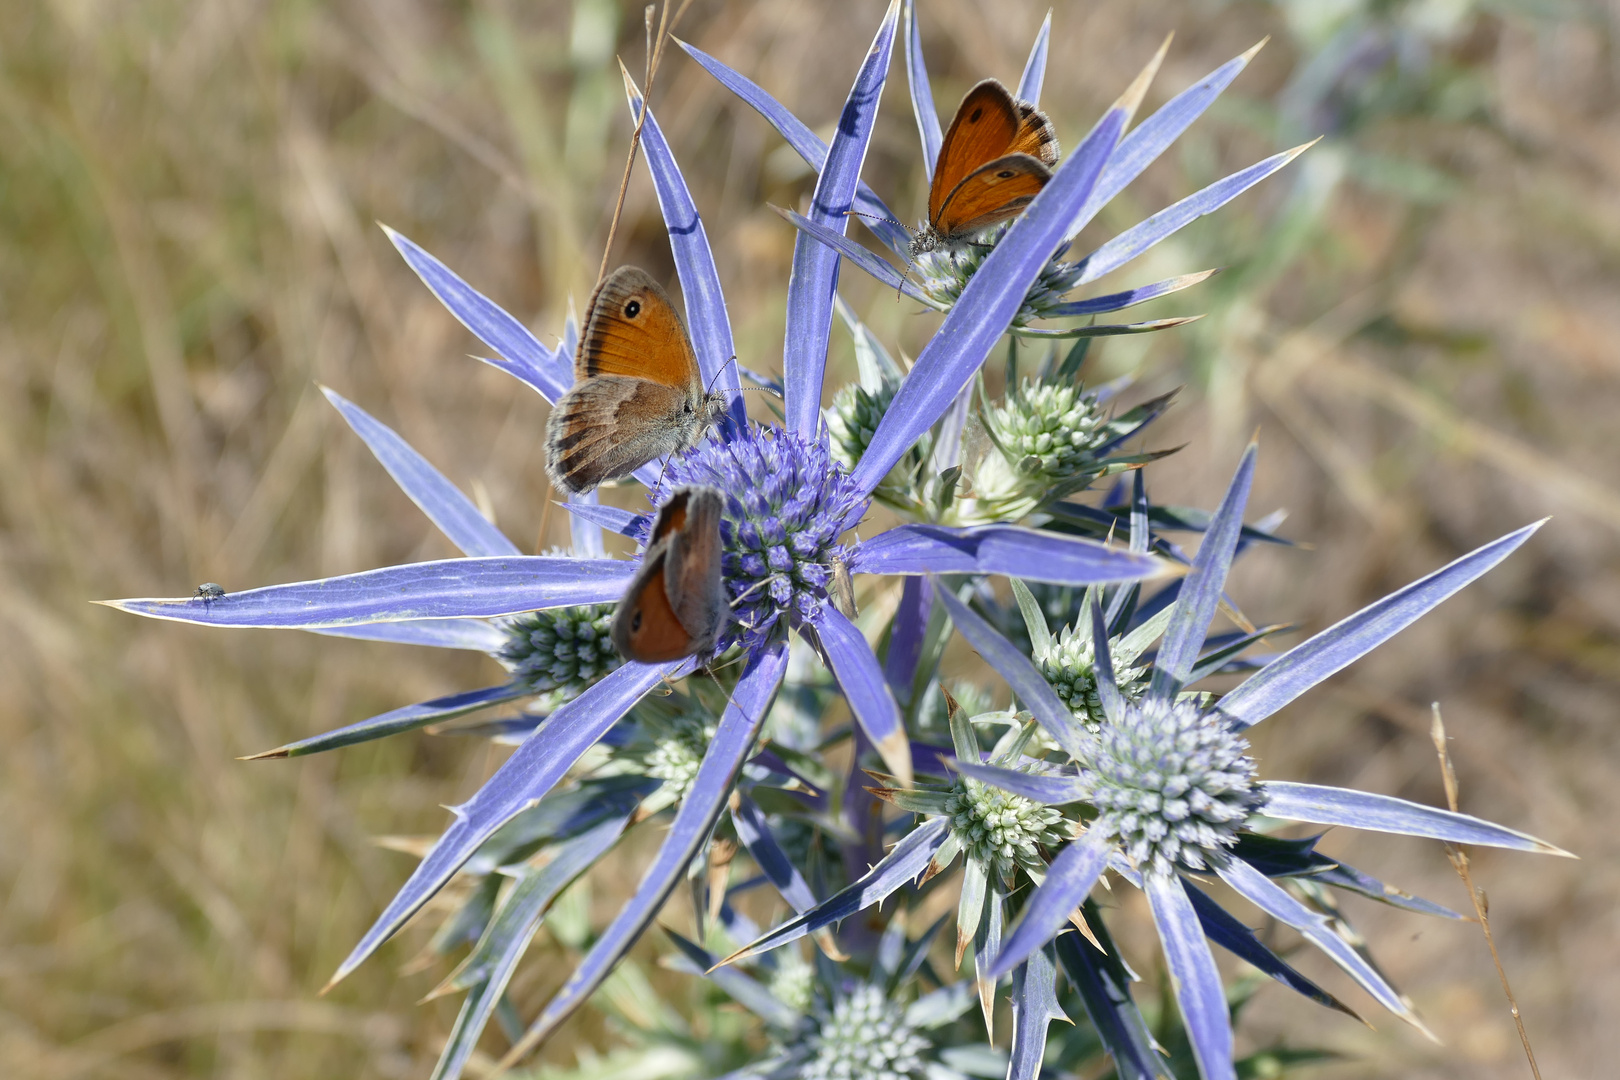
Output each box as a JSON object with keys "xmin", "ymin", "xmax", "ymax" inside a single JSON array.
[{"xmin": 662, "ymin": 424, "xmax": 867, "ymax": 652}]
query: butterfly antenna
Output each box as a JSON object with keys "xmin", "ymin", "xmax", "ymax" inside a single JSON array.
[
  {"xmin": 708, "ymin": 353, "xmax": 782, "ymax": 401},
  {"xmin": 840, "ymin": 210, "xmax": 923, "ymax": 303},
  {"xmin": 598, "ymin": 0, "xmax": 695, "ymax": 284},
  {"xmin": 702, "ymin": 355, "xmax": 735, "ymax": 396}
]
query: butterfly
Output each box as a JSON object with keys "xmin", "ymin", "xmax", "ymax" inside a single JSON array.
[
  {"xmin": 545, "ymin": 266, "xmax": 728, "ymax": 495},
  {"xmin": 909, "ymin": 79, "xmax": 1060, "ymax": 256},
  {"xmin": 611, "ymin": 485, "xmax": 729, "ymax": 663}
]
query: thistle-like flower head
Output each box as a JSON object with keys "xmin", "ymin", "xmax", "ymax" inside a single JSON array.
[
  {"xmin": 636, "ymin": 708, "xmax": 718, "ymax": 804},
  {"xmin": 496, "ymin": 605, "xmax": 621, "ymax": 706},
  {"xmin": 1039, "ymin": 622, "xmax": 1149, "ymax": 729},
  {"xmin": 801, "ymin": 983, "xmax": 931, "ymax": 1080},
  {"xmin": 1082, "ymin": 697, "xmax": 1262, "ymax": 877},
  {"xmin": 912, "ymin": 228, "xmax": 1084, "ymax": 325},
  {"xmin": 826, "ymin": 379, "xmax": 899, "ymax": 474},
  {"xmin": 943, "ymin": 777, "xmax": 1068, "ymax": 883},
  {"xmin": 663, "ymin": 424, "xmax": 867, "ymax": 653},
  {"xmin": 983, "ymin": 378, "xmax": 1108, "ymax": 480}
]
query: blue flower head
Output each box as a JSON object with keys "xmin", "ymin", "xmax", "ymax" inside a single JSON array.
[{"xmin": 662, "ymin": 424, "xmax": 866, "ymax": 653}]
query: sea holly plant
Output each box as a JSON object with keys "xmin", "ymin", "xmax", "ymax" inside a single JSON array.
[
  {"xmin": 95, "ymin": 4, "xmax": 1566, "ymax": 1079},
  {"xmin": 716, "ymin": 445, "xmax": 1564, "ymax": 1080},
  {"xmin": 945, "ymin": 446, "xmax": 1568, "ymax": 1080},
  {"xmin": 95, "ymin": 2, "xmax": 1203, "ymax": 1074}
]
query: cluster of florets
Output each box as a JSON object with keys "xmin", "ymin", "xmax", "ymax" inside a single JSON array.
[
  {"xmin": 496, "ymin": 605, "xmax": 620, "ymax": 703},
  {"xmin": 1082, "ymin": 698, "xmax": 1263, "ymax": 876},
  {"xmin": 635, "ymin": 708, "xmax": 717, "ymax": 803},
  {"xmin": 826, "ymin": 380, "xmax": 898, "ymax": 473},
  {"xmin": 767, "ymin": 949, "xmax": 816, "ymax": 1014},
  {"xmin": 943, "ymin": 777, "xmax": 1069, "ymax": 881},
  {"xmin": 1039, "ymin": 625, "xmax": 1149, "ymax": 729},
  {"xmin": 912, "ymin": 226, "xmax": 1083, "ymax": 323},
  {"xmin": 665, "ymin": 425, "xmax": 867, "ymax": 651},
  {"xmin": 983, "ymin": 378, "xmax": 1109, "ymax": 482},
  {"xmin": 800, "ymin": 984, "xmax": 931, "ymax": 1080}
]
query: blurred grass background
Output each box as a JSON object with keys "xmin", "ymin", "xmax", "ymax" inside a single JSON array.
[{"xmin": 1, "ymin": 0, "xmax": 1616, "ymax": 1076}]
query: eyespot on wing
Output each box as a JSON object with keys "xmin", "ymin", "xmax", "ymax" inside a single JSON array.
[
  {"xmin": 934, "ymin": 153, "xmax": 1052, "ymax": 239},
  {"xmin": 577, "ymin": 266, "xmax": 701, "ymax": 389}
]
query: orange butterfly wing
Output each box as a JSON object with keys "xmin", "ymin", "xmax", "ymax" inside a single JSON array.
[
  {"xmin": 929, "ymin": 80, "xmax": 1023, "ymax": 223},
  {"xmin": 935, "ymin": 154, "xmax": 1051, "ymax": 238},
  {"xmin": 609, "ymin": 486, "xmax": 727, "ymax": 663},
  {"xmin": 1009, "ymin": 100, "xmax": 1060, "ymax": 165},
  {"xmin": 578, "ymin": 266, "xmax": 701, "ymax": 390},
  {"xmin": 649, "ymin": 487, "xmax": 693, "ymax": 544},
  {"xmin": 662, "ymin": 488, "xmax": 726, "ymax": 655},
  {"xmin": 611, "ymin": 549, "xmax": 694, "ymax": 662}
]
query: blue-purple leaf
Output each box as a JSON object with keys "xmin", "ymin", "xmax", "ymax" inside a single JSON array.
[
  {"xmin": 951, "ymin": 759, "xmax": 1087, "ymax": 805},
  {"xmin": 1260, "ymin": 782, "xmax": 1571, "ymax": 856},
  {"xmin": 1217, "ymin": 856, "xmax": 1415, "ymax": 1023},
  {"xmin": 774, "ymin": 208, "xmax": 932, "ymax": 303},
  {"xmin": 883, "ymin": 575, "xmax": 934, "ymax": 702},
  {"xmin": 326, "ymin": 659, "xmax": 680, "ymax": 988},
  {"xmin": 1148, "ymin": 443, "xmax": 1254, "ymax": 704},
  {"xmin": 902, "ymin": 0, "xmax": 941, "ymax": 182},
  {"xmin": 562, "ymin": 499, "xmax": 643, "ymax": 539},
  {"xmin": 1007, "ymin": 944, "xmax": 1065, "ymax": 1080},
  {"xmin": 1070, "ymin": 42, "xmax": 1264, "ymax": 238},
  {"xmin": 662, "ymin": 928, "xmax": 802, "ymax": 1029},
  {"xmin": 1043, "ymin": 268, "xmax": 1220, "ymax": 317},
  {"xmin": 101, "ymin": 557, "xmax": 636, "ymax": 628},
  {"xmin": 1183, "ymin": 878, "xmax": 1356, "ymax": 1017},
  {"xmin": 677, "ymin": 41, "xmax": 911, "ymax": 254},
  {"xmin": 1088, "ymin": 593, "xmax": 1125, "ymax": 725},
  {"xmin": 1075, "ymin": 142, "xmax": 1313, "ymax": 288},
  {"xmin": 323, "ymin": 386, "xmax": 519, "ymax": 559},
  {"xmin": 935, "ymin": 588, "xmax": 1086, "ymax": 760},
  {"xmin": 720, "ymin": 818, "xmax": 949, "ymax": 964},
  {"xmin": 309, "ymin": 619, "xmax": 508, "ymax": 652},
  {"xmin": 248, "ymin": 682, "xmax": 527, "ymax": 759},
  {"xmin": 782, "ymin": 0, "xmax": 901, "ymax": 434},
  {"xmin": 1016, "ymin": 11, "xmax": 1052, "ymax": 104},
  {"xmin": 1053, "ymin": 911, "xmax": 1161, "ymax": 1080},
  {"xmin": 731, "ymin": 793, "xmax": 819, "ymax": 914},
  {"xmin": 1145, "ymin": 872, "xmax": 1235, "ymax": 1080},
  {"xmin": 990, "ymin": 827, "xmax": 1111, "ymax": 979},
  {"xmin": 849, "ymin": 523, "xmax": 1165, "ymax": 584},
  {"xmin": 1219, "ymin": 521, "xmax": 1545, "ymax": 728},
  {"xmin": 812, "ymin": 606, "xmax": 911, "ymax": 786},
  {"xmin": 384, "ymin": 227, "xmax": 569, "ymax": 402},
  {"xmin": 622, "ymin": 73, "xmax": 744, "ymax": 430},
  {"xmin": 428, "ymin": 815, "xmax": 630, "ymax": 1080},
  {"xmin": 567, "ymin": 492, "xmax": 606, "ymax": 558},
  {"xmin": 500, "ymin": 642, "xmax": 788, "ymax": 1063}
]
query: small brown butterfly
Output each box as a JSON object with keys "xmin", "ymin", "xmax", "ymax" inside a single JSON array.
[
  {"xmin": 910, "ymin": 79, "xmax": 1060, "ymax": 256},
  {"xmin": 611, "ymin": 485, "xmax": 729, "ymax": 663},
  {"xmin": 545, "ymin": 267, "xmax": 728, "ymax": 495}
]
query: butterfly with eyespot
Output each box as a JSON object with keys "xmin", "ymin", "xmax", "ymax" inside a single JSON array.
[
  {"xmin": 909, "ymin": 78, "xmax": 1060, "ymax": 257},
  {"xmin": 545, "ymin": 267, "xmax": 728, "ymax": 495},
  {"xmin": 611, "ymin": 485, "xmax": 730, "ymax": 663}
]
